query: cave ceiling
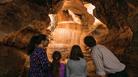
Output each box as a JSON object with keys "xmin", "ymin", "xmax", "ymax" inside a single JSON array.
[
  {"xmin": 0, "ymin": 0, "xmax": 137, "ymax": 54},
  {"xmin": 0, "ymin": 0, "xmax": 138, "ymax": 77}
]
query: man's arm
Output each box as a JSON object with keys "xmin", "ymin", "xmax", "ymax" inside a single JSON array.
[{"xmin": 92, "ymin": 49, "xmax": 106, "ymax": 76}]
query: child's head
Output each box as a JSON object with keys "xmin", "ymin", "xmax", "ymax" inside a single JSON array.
[{"xmin": 52, "ymin": 51, "xmax": 61, "ymax": 61}]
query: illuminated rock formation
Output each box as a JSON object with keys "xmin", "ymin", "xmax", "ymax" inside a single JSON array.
[
  {"xmin": 47, "ymin": 0, "xmax": 108, "ymax": 60},
  {"xmin": 0, "ymin": 0, "xmax": 137, "ymax": 77}
]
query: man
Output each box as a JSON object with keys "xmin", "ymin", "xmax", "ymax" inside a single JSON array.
[{"xmin": 84, "ymin": 36, "xmax": 128, "ymax": 77}]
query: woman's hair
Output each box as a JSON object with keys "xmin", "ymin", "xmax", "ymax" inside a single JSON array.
[
  {"xmin": 51, "ymin": 51, "xmax": 61, "ymax": 77},
  {"xmin": 84, "ymin": 36, "xmax": 96, "ymax": 47},
  {"xmin": 27, "ymin": 34, "xmax": 48, "ymax": 55},
  {"xmin": 69, "ymin": 45, "xmax": 84, "ymax": 60}
]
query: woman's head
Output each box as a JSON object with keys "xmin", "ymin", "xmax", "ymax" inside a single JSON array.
[
  {"xmin": 27, "ymin": 34, "xmax": 49, "ymax": 55},
  {"xmin": 84, "ymin": 36, "xmax": 96, "ymax": 47},
  {"xmin": 69, "ymin": 45, "xmax": 84, "ymax": 60}
]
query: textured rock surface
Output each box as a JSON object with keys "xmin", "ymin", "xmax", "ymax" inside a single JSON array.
[
  {"xmin": 90, "ymin": 0, "xmax": 138, "ymax": 77},
  {"xmin": 0, "ymin": 43, "xmax": 27, "ymax": 77},
  {"xmin": 0, "ymin": 0, "xmax": 137, "ymax": 77},
  {"xmin": 0, "ymin": 0, "xmax": 50, "ymax": 37},
  {"xmin": 0, "ymin": 0, "xmax": 50, "ymax": 77},
  {"xmin": 0, "ymin": 0, "xmax": 13, "ymax": 4},
  {"xmin": 90, "ymin": 0, "xmax": 133, "ymax": 54},
  {"xmin": 125, "ymin": 1, "xmax": 138, "ymax": 77}
]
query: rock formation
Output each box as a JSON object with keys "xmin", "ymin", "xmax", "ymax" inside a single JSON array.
[{"xmin": 0, "ymin": 0, "xmax": 138, "ymax": 77}]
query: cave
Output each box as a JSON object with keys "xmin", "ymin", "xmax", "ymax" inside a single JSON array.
[{"xmin": 0, "ymin": 0, "xmax": 138, "ymax": 77}]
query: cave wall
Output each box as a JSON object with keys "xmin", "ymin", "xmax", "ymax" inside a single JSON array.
[
  {"xmin": 0, "ymin": 0, "xmax": 138, "ymax": 77},
  {"xmin": 0, "ymin": 0, "xmax": 51, "ymax": 77},
  {"xmin": 89, "ymin": 0, "xmax": 133, "ymax": 55},
  {"xmin": 0, "ymin": 0, "xmax": 50, "ymax": 35},
  {"xmin": 89, "ymin": 0, "xmax": 138, "ymax": 77},
  {"xmin": 125, "ymin": 1, "xmax": 138, "ymax": 76}
]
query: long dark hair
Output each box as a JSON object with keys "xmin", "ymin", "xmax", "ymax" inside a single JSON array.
[
  {"xmin": 27, "ymin": 34, "xmax": 48, "ymax": 55},
  {"xmin": 51, "ymin": 51, "xmax": 61, "ymax": 77},
  {"xmin": 69, "ymin": 45, "xmax": 84, "ymax": 60}
]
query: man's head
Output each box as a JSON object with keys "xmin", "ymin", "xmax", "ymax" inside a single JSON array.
[{"xmin": 84, "ymin": 36, "xmax": 96, "ymax": 47}]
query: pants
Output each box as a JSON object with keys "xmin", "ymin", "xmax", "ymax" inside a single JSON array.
[{"xmin": 108, "ymin": 69, "xmax": 128, "ymax": 77}]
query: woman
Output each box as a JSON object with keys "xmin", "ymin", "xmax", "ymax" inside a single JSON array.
[
  {"xmin": 27, "ymin": 34, "xmax": 49, "ymax": 77},
  {"xmin": 66, "ymin": 45, "xmax": 87, "ymax": 77},
  {"xmin": 50, "ymin": 51, "xmax": 66, "ymax": 77}
]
